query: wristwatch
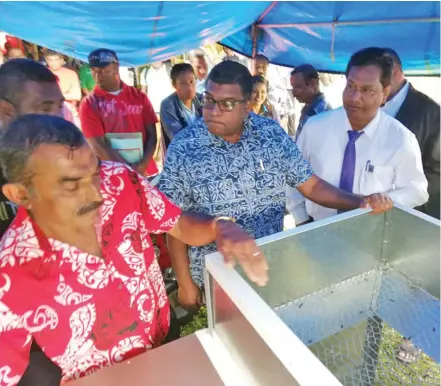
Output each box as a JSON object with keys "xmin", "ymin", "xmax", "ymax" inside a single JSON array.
[{"xmin": 212, "ymin": 216, "xmax": 236, "ymax": 233}]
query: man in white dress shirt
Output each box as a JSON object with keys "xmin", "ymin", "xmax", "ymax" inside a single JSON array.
[{"xmin": 287, "ymin": 47, "xmax": 428, "ymax": 224}]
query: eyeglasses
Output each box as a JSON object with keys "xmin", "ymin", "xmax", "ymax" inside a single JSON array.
[{"xmin": 201, "ymin": 92, "xmax": 246, "ymax": 112}]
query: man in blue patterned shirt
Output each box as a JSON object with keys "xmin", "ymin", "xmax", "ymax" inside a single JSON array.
[{"xmin": 156, "ymin": 61, "xmax": 392, "ymax": 310}]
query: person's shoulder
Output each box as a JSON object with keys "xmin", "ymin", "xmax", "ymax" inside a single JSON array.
[
  {"xmin": 172, "ymin": 119, "xmax": 204, "ymax": 143},
  {"xmin": 161, "ymin": 92, "xmax": 177, "ymax": 108},
  {"xmin": 408, "ymin": 83, "xmax": 440, "ymax": 109},
  {"xmin": 307, "ymin": 106, "xmax": 342, "ymax": 127},
  {"xmin": 380, "ymin": 110, "xmax": 416, "ymax": 142},
  {"xmin": 167, "ymin": 119, "xmax": 208, "ymax": 155},
  {"xmin": 62, "ymin": 66, "xmax": 79, "ymax": 76},
  {"xmin": 249, "ymin": 112, "xmax": 281, "ymax": 131},
  {"xmin": 124, "ymin": 83, "xmax": 144, "ymax": 97},
  {"xmin": 80, "ymin": 90, "xmax": 100, "ymax": 110},
  {"xmin": 101, "ymin": 160, "xmax": 132, "ymax": 175}
]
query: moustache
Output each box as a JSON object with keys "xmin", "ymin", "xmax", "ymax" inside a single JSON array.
[{"xmin": 77, "ymin": 201, "xmax": 103, "ymax": 216}]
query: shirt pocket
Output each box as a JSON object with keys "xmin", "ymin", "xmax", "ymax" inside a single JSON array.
[{"xmin": 360, "ymin": 165, "xmax": 394, "ymax": 196}]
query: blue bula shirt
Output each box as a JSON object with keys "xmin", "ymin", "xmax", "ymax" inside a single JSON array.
[{"xmin": 156, "ymin": 113, "xmax": 314, "ymax": 286}]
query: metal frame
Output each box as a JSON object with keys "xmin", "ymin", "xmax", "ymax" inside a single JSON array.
[
  {"xmin": 206, "ymin": 244, "xmax": 343, "ymax": 385},
  {"xmin": 205, "ymin": 205, "xmax": 440, "ymax": 385}
]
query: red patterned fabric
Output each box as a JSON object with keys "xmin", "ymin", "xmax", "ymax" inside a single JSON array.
[{"xmin": 0, "ymin": 162, "xmax": 181, "ymax": 385}]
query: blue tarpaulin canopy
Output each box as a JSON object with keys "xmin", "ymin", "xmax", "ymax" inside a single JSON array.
[{"xmin": 0, "ymin": 1, "xmax": 439, "ymax": 74}]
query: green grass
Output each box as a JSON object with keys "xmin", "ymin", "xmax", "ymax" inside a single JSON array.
[
  {"xmin": 179, "ymin": 307, "xmax": 439, "ymax": 385},
  {"xmin": 374, "ymin": 324, "xmax": 440, "ymax": 385},
  {"xmin": 180, "ymin": 306, "xmax": 208, "ymax": 337}
]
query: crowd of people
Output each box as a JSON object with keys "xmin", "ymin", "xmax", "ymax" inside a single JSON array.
[{"xmin": 0, "ymin": 34, "xmax": 439, "ymax": 386}]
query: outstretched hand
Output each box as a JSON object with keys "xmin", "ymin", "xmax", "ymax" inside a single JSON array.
[
  {"xmin": 214, "ymin": 220, "xmax": 269, "ymax": 287},
  {"xmin": 361, "ymin": 193, "xmax": 393, "ymax": 214}
]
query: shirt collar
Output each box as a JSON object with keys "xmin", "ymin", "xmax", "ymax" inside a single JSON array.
[
  {"xmin": 206, "ymin": 113, "xmax": 254, "ymax": 148},
  {"xmin": 344, "ymin": 109, "xmax": 381, "ymax": 140},
  {"xmin": 387, "ymin": 80, "xmax": 409, "ymax": 103},
  {"xmin": 302, "ymin": 93, "xmax": 325, "ymax": 114},
  {"xmin": 93, "ymin": 82, "xmax": 128, "ymax": 97}
]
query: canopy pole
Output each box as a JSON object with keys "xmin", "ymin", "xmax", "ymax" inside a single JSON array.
[
  {"xmin": 330, "ymin": 22, "xmax": 336, "ymax": 61},
  {"xmin": 257, "ymin": 1, "xmax": 278, "ymax": 23},
  {"xmin": 251, "ymin": 24, "xmax": 258, "ymax": 74},
  {"xmin": 251, "ymin": 24, "xmax": 258, "ymax": 59},
  {"xmin": 32, "ymin": 44, "xmax": 39, "ymax": 61},
  {"xmin": 258, "ymin": 16, "xmax": 440, "ymax": 29},
  {"xmin": 251, "ymin": 2, "xmax": 278, "ymax": 71}
]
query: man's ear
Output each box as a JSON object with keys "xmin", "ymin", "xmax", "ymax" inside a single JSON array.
[
  {"xmin": 309, "ymin": 78, "xmax": 319, "ymax": 90},
  {"xmin": 244, "ymin": 99, "xmax": 252, "ymax": 113},
  {"xmin": 2, "ymin": 183, "xmax": 32, "ymax": 210},
  {"xmin": 382, "ymin": 85, "xmax": 392, "ymax": 104},
  {"xmin": 0, "ymin": 100, "xmax": 16, "ymax": 128}
]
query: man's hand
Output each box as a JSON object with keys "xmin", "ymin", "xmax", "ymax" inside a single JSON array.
[
  {"xmin": 214, "ymin": 220, "xmax": 269, "ymax": 287},
  {"xmin": 134, "ymin": 162, "xmax": 147, "ymax": 176},
  {"xmin": 178, "ymin": 281, "xmax": 202, "ymax": 312},
  {"xmin": 361, "ymin": 193, "xmax": 393, "ymax": 214}
]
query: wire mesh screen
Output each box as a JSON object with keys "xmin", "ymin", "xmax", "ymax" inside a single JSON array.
[{"xmin": 274, "ymin": 265, "xmax": 440, "ymax": 385}]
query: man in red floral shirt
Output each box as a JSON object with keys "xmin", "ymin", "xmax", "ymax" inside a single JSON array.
[{"xmin": 0, "ymin": 115, "xmax": 268, "ymax": 385}]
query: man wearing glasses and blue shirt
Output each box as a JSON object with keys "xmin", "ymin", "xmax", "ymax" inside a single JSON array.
[
  {"xmin": 287, "ymin": 47, "xmax": 428, "ymax": 225},
  {"xmin": 155, "ymin": 60, "xmax": 393, "ymax": 311}
]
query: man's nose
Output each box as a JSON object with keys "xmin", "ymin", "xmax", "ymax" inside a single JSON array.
[
  {"xmin": 351, "ymin": 88, "xmax": 363, "ymax": 102},
  {"xmin": 211, "ymin": 102, "xmax": 223, "ymax": 116},
  {"xmin": 89, "ymin": 177, "xmax": 103, "ymax": 202}
]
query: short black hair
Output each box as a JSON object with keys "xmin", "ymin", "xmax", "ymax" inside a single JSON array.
[
  {"xmin": 44, "ymin": 50, "xmax": 62, "ymax": 59},
  {"xmin": 383, "ymin": 48, "xmax": 403, "ymax": 72},
  {"xmin": 0, "ymin": 114, "xmax": 85, "ymax": 184},
  {"xmin": 345, "ymin": 47, "xmax": 393, "ymax": 88},
  {"xmin": 170, "ymin": 63, "xmax": 195, "ymax": 83},
  {"xmin": 291, "ymin": 64, "xmax": 320, "ymax": 84},
  {"xmin": 207, "ymin": 61, "xmax": 253, "ymax": 100},
  {"xmin": 252, "ymin": 75, "xmax": 269, "ymax": 89},
  {"xmin": 0, "ymin": 59, "xmax": 58, "ymax": 108},
  {"xmin": 255, "ymin": 54, "xmax": 269, "ymax": 63}
]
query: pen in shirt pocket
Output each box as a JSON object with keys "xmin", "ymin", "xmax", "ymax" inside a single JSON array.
[{"xmin": 365, "ymin": 160, "xmax": 375, "ymax": 173}]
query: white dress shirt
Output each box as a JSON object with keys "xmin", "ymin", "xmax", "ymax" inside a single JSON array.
[
  {"xmin": 287, "ymin": 107, "xmax": 428, "ymax": 223},
  {"xmin": 381, "ymin": 81, "xmax": 410, "ymax": 117}
]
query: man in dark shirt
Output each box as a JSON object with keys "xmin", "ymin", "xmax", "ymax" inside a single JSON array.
[
  {"xmin": 160, "ymin": 63, "xmax": 202, "ymax": 148},
  {"xmin": 0, "ymin": 58, "xmax": 65, "ymax": 385},
  {"xmin": 290, "ymin": 64, "xmax": 332, "ymax": 140},
  {"xmin": 0, "ymin": 59, "xmax": 65, "ymax": 235},
  {"xmin": 382, "ymin": 48, "xmax": 440, "ymax": 219}
]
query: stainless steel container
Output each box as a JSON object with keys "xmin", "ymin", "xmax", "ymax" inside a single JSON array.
[{"xmin": 205, "ymin": 206, "xmax": 440, "ymax": 385}]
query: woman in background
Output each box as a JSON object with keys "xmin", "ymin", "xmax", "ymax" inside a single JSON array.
[{"xmin": 251, "ymin": 75, "xmax": 279, "ymax": 122}]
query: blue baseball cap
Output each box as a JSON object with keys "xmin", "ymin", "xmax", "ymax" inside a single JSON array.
[{"xmin": 88, "ymin": 48, "xmax": 119, "ymax": 67}]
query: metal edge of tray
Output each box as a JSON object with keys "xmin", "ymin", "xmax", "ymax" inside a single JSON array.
[
  {"xmin": 195, "ymin": 328, "xmax": 260, "ymax": 385},
  {"xmin": 257, "ymin": 205, "xmax": 440, "ymax": 247},
  {"xmin": 205, "ymin": 254, "xmax": 343, "ymax": 386},
  {"xmin": 256, "ymin": 208, "xmax": 374, "ymax": 246}
]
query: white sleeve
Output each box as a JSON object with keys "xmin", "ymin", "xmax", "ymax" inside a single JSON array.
[
  {"xmin": 286, "ymin": 122, "xmax": 311, "ymax": 224},
  {"xmin": 387, "ymin": 133, "xmax": 429, "ymax": 207}
]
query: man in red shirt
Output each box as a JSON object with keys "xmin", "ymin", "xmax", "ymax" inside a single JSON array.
[
  {"xmin": 0, "ymin": 114, "xmax": 268, "ymax": 385},
  {"xmin": 80, "ymin": 49, "xmax": 158, "ymax": 177}
]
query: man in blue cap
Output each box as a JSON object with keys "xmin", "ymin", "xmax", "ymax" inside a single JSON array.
[{"xmin": 80, "ymin": 48, "xmax": 159, "ymax": 177}]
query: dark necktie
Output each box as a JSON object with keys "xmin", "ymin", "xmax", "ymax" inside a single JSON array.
[{"xmin": 339, "ymin": 130, "xmax": 363, "ymax": 193}]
